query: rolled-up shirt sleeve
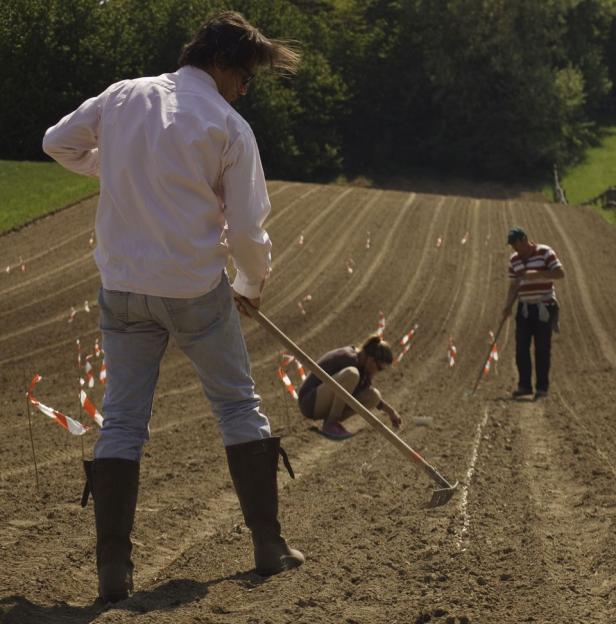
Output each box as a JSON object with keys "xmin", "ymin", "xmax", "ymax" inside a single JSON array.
[
  {"xmin": 42, "ymin": 93, "xmax": 105, "ymax": 177},
  {"xmin": 222, "ymin": 130, "xmax": 272, "ymax": 299}
]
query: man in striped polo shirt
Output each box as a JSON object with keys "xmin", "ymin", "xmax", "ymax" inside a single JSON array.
[{"xmin": 502, "ymin": 227, "xmax": 565, "ymax": 399}]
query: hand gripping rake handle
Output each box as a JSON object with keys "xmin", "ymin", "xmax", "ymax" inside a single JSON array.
[
  {"xmin": 245, "ymin": 304, "xmax": 458, "ymax": 509},
  {"xmin": 470, "ymin": 315, "xmax": 508, "ymax": 395}
]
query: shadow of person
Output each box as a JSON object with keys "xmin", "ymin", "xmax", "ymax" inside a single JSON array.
[{"xmin": 0, "ymin": 571, "xmax": 265, "ymax": 623}]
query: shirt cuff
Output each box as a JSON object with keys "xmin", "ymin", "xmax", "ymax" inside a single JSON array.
[{"xmin": 232, "ymin": 271, "xmax": 264, "ymax": 299}]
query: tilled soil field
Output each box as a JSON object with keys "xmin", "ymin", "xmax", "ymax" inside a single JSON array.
[{"xmin": 1, "ymin": 182, "xmax": 615, "ymax": 624}]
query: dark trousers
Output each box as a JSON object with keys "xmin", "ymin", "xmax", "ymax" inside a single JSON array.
[{"xmin": 515, "ymin": 302, "xmax": 555, "ymax": 392}]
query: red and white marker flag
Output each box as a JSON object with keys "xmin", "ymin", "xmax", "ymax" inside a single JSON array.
[
  {"xmin": 80, "ymin": 387, "xmax": 104, "ymax": 427},
  {"xmin": 298, "ymin": 233, "xmax": 304, "ymax": 246},
  {"xmin": 366, "ymin": 230, "xmax": 371, "ymax": 250},
  {"xmin": 345, "ymin": 258, "xmax": 356, "ymax": 274},
  {"xmin": 297, "ymin": 294, "xmax": 312, "ymax": 316},
  {"xmin": 277, "ymin": 367, "xmax": 298, "ymax": 400},
  {"xmin": 92, "ymin": 337, "xmax": 107, "ymax": 384},
  {"xmin": 28, "ymin": 375, "xmax": 89, "ymax": 436},
  {"xmin": 377, "ymin": 311, "xmax": 386, "ymax": 338},
  {"xmin": 280, "ymin": 353, "xmax": 307, "ymax": 382},
  {"xmin": 483, "ymin": 331, "xmax": 499, "ymax": 377},
  {"xmin": 84, "ymin": 355, "xmax": 95, "ymax": 388},
  {"xmin": 395, "ymin": 323, "xmax": 418, "ymax": 363},
  {"xmin": 488, "ymin": 330, "xmax": 499, "ymax": 363},
  {"xmin": 20, "ymin": 257, "xmax": 26, "ymax": 272},
  {"xmin": 448, "ymin": 337, "xmax": 457, "ymax": 368},
  {"xmin": 436, "ymin": 236, "xmax": 443, "ymax": 249},
  {"xmin": 89, "ymin": 232, "xmax": 95, "ymax": 247},
  {"xmin": 461, "ymin": 232, "xmax": 469, "ymax": 245},
  {"xmin": 68, "ymin": 301, "xmax": 92, "ymax": 323}
]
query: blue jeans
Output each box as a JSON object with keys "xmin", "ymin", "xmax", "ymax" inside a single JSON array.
[{"xmin": 95, "ymin": 272, "xmax": 271, "ymax": 461}]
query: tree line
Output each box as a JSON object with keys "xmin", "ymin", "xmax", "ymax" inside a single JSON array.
[{"xmin": 2, "ymin": 0, "xmax": 615, "ymax": 181}]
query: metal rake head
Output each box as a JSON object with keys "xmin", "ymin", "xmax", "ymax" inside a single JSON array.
[{"xmin": 423, "ymin": 481, "xmax": 459, "ymax": 509}]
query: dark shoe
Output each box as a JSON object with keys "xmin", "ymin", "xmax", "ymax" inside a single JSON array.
[
  {"xmin": 225, "ymin": 437, "xmax": 304, "ymax": 576},
  {"xmin": 85, "ymin": 458, "xmax": 140, "ymax": 603},
  {"xmin": 512, "ymin": 386, "xmax": 533, "ymax": 398},
  {"xmin": 534, "ymin": 390, "xmax": 548, "ymax": 400},
  {"xmin": 321, "ymin": 421, "xmax": 353, "ymax": 440}
]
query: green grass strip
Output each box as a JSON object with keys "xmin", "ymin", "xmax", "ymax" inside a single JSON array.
[
  {"xmin": 0, "ymin": 160, "xmax": 99, "ymax": 234},
  {"xmin": 542, "ymin": 124, "xmax": 616, "ymax": 224}
]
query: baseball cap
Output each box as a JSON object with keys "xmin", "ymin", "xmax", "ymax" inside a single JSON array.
[{"xmin": 507, "ymin": 226, "xmax": 526, "ymax": 245}]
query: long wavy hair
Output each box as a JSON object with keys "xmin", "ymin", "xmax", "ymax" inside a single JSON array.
[{"xmin": 179, "ymin": 11, "xmax": 300, "ymax": 75}]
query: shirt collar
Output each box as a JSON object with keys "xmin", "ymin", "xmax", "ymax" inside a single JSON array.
[{"xmin": 177, "ymin": 65, "xmax": 219, "ymax": 93}]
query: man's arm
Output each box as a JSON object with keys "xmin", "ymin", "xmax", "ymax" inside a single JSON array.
[
  {"xmin": 523, "ymin": 267, "xmax": 565, "ymax": 281},
  {"xmin": 502, "ymin": 279, "xmax": 521, "ymax": 319},
  {"xmin": 222, "ymin": 130, "xmax": 272, "ymax": 310},
  {"xmin": 42, "ymin": 93, "xmax": 106, "ymax": 177}
]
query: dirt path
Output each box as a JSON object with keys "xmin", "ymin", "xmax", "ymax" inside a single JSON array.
[{"xmin": 1, "ymin": 183, "xmax": 615, "ymax": 624}]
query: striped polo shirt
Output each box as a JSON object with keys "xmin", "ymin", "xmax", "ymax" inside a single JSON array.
[{"xmin": 508, "ymin": 243, "xmax": 562, "ymax": 303}]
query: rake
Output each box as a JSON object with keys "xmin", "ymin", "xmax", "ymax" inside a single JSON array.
[{"xmin": 244, "ymin": 303, "xmax": 458, "ymax": 509}]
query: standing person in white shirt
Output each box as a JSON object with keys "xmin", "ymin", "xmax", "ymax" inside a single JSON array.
[{"xmin": 43, "ymin": 11, "xmax": 303, "ymax": 603}]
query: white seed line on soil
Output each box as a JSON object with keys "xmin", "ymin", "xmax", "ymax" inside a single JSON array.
[
  {"xmin": 0, "ymin": 226, "xmax": 93, "ymax": 269},
  {"xmin": 0, "ymin": 301, "xmax": 99, "ymax": 344},
  {"xmin": 267, "ymin": 182, "xmax": 296, "ymax": 198},
  {"xmin": 455, "ymin": 404, "xmax": 489, "ymax": 550},
  {"xmin": 0, "ymin": 271, "xmax": 100, "ymax": 320},
  {"xmin": 0, "ymin": 252, "xmax": 94, "ymax": 298},
  {"xmin": 265, "ymin": 185, "xmax": 319, "ymax": 229},
  {"xmin": 0, "ymin": 325, "xmax": 100, "ymax": 367},
  {"xmin": 0, "ymin": 186, "xmax": 347, "ymax": 347},
  {"xmin": 543, "ymin": 203, "xmax": 616, "ymax": 368},
  {"xmin": 0, "ymin": 182, "xmax": 294, "ymax": 308},
  {"xmin": 151, "ymin": 190, "xmax": 411, "ymax": 383}
]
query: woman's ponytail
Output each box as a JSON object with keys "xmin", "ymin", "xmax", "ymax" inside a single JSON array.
[{"xmin": 361, "ymin": 334, "xmax": 393, "ymax": 365}]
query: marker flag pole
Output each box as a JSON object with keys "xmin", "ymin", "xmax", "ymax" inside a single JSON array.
[{"xmin": 24, "ymin": 374, "xmax": 40, "ymax": 493}]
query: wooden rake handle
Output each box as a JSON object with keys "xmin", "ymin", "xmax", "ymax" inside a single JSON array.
[{"xmin": 244, "ymin": 303, "xmax": 455, "ymax": 491}]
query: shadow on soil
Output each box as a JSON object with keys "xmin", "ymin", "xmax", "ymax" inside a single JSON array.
[{"xmin": 0, "ymin": 571, "xmax": 265, "ymax": 624}]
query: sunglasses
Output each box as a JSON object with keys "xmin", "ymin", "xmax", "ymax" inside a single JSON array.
[{"xmin": 240, "ymin": 67, "xmax": 255, "ymax": 87}]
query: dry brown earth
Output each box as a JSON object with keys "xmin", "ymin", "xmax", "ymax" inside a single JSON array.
[{"xmin": 1, "ymin": 181, "xmax": 615, "ymax": 624}]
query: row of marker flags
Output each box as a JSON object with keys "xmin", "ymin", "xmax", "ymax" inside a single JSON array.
[
  {"xmin": 4, "ymin": 232, "xmax": 95, "ymax": 276},
  {"xmin": 26, "ymin": 314, "xmax": 499, "ymax": 433},
  {"xmin": 276, "ymin": 312, "xmax": 498, "ymax": 400},
  {"xmin": 296, "ymin": 228, "xmax": 479, "ymax": 320}
]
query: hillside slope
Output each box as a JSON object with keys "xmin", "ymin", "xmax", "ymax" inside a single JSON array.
[{"xmin": 1, "ymin": 182, "xmax": 615, "ymax": 624}]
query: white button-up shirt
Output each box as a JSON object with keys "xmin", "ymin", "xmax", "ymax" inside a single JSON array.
[{"xmin": 43, "ymin": 66, "xmax": 272, "ymax": 299}]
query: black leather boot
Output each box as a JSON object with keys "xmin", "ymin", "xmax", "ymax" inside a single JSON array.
[
  {"xmin": 225, "ymin": 437, "xmax": 304, "ymax": 576},
  {"xmin": 82, "ymin": 458, "xmax": 139, "ymax": 603}
]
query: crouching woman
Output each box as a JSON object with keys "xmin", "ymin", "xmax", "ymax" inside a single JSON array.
[{"xmin": 297, "ymin": 335, "xmax": 402, "ymax": 439}]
